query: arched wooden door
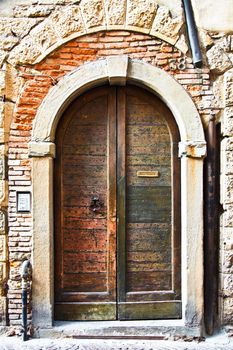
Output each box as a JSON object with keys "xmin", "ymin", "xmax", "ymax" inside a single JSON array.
[{"xmin": 54, "ymin": 85, "xmax": 181, "ymax": 321}]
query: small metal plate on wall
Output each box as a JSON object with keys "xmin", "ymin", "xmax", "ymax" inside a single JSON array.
[
  {"xmin": 17, "ymin": 192, "xmax": 31, "ymax": 213},
  {"xmin": 137, "ymin": 171, "xmax": 160, "ymax": 178}
]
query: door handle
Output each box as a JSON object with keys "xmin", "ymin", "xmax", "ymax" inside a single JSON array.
[{"xmin": 90, "ymin": 195, "xmax": 102, "ymax": 212}]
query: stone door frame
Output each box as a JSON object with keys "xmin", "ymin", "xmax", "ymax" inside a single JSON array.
[{"xmin": 29, "ymin": 57, "xmax": 206, "ymax": 335}]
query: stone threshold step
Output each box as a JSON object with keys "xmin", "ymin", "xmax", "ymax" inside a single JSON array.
[{"xmin": 35, "ymin": 320, "xmax": 202, "ymax": 339}]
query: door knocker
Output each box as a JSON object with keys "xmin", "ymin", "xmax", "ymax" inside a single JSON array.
[{"xmin": 90, "ymin": 195, "xmax": 102, "ymax": 213}]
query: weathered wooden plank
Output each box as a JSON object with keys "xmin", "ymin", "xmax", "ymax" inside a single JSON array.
[
  {"xmin": 125, "ymin": 291, "xmax": 180, "ymax": 302},
  {"xmin": 64, "ymin": 256, "xmax": 106, "ymax": 274},
  {"xmin": 127, "ymin": 186, "xmax": 171, "ymax": 223},
  {"xmin": 123, "ymin": 86, "xmax": 180, "ymax": 315},
  {"xmin": 55, "ymin": 87, "xmax": 115, "ymax": 316},
  {"xmin": 66, "ymin": 126, "xmax": 107, "ymax": 145},
  {"xmin": 63, "ymin": 207, "xmax": 107, "ymax": 219},
  {"xmin": 63, "ymin": 186, "xmax": 106, "ymax": 206},
  {"xmin": 63, "ymin": 251, "xmax": 106, "ymax": 261},
  {"xmin": 63, "ymin": 272, "xmax": 107, "ymax": 292},
  {"xmin": 127, "ymin": 239, "xmax": 171, "ymax": 253},
  {"xmin": 63, "ymin": 164, "xmax": 106, "ymax": 175},
  {"xmin": 127, "ymin": 222, "xmax": 171, "ymax": 229},
  {"xmin": 127, "ymin": 154, "xmax": 171, "ymax": 166},
  {"xmin": 126, "ymin": 227, "xmax": 171, "ymax": 246},
  {"xmin": 62, "ymin": 227, "xmax": 105, "ymax": 234},
  {"xmin": 63, "ymin": 144, "xmax": 107, "ymax": 156},
  {"xmin": 63, "ymin": 218, "xmax": 107, "ymax": 230},
  {"xmin": 127, "ymin": 262, "xmax": 171, "ymax": 272},
  {"xmin": 63, "ymin": 155, "xmax": 106, "ymax": 166},
  {"xmin": 127, "ymin": 172, "xmax": 171, "ymax": 187},
  {"xmin": 126, "ymin": 271, "xmax": 172, "ymax": 292},
  {"xmin": 127, "ymin": 251, "xmax": 171, "ymax": 264},
  {"xmin": 127, "ymin": 133, "xmax": 170, "ymax": 145},
  {"xmin": 64, "ymin": 231, "xmax": 107, "ymax": 251},
  {"xmin": 117, "ymin": 87, "xmax": 127, "ymax": 305},
  {"xmin": 118, "ymin": 301, "xmax": 182, "ymax": 320},
  {"xmin": 127, "ymin": 143, "xmax": 171, "ymax": 155},
  {"xmin": 126, "ymin": 270, "xmax": 172, "ymax": 292},
  {"xmin": 55, "ymin": 303, "xmax": 116, "ymax": 321},
  {"xmin": 107, "ymin": 87, "xmax": 117, "ymax": 302}
]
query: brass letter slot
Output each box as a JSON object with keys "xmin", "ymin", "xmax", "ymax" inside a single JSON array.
[{"xmin": 137, "ymin": 170, "xmax": 160, "ymax": 178}]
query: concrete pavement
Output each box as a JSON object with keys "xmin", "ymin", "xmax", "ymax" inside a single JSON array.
[{"xmin": 0, "ymin": 333, "xmax": 233, "ymax": 350}]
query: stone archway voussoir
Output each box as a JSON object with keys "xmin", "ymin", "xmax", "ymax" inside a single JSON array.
[{"xmin": 7, "ymin": 0, "xmax": 184, "ymax": 66}]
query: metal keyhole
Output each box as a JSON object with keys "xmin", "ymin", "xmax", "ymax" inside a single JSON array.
[{"xmin": 90, "ymin": 195, "xmax": 101, "ymax": 212}]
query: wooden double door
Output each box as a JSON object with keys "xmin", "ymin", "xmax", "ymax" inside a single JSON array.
[{"xmin": 54, "ymin": 85, "xmax": 181, "ymax": 321}]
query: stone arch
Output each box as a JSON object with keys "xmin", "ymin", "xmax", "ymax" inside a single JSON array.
[
  {"xmin": 30, "ymin": 57, "xmax": 206, "ymax": 336},
  {"xmin": 7, "ymin": 1, "xmax": 186, "ymax": 66},
  {"xmin": 29, "ymin": 57, "xmax": 204, "ymax": 146}
]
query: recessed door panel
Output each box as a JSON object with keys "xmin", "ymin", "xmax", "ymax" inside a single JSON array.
[
  {"xmin": 117, "ymin": 86, "xmax": 181, "ymax": 319},
  {"xmin": 54, "ymin": 85, "xmax": 181, "ymax": 321},
  {"xmin": 54, "ymin": 87, "xmax": 117, "ymax": 320}
]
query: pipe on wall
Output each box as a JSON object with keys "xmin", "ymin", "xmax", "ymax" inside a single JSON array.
[
  {"xmin": 204, "ymin": 115, "xmax": 220, "ymax": 335},
  {"xmin": 21, "ymin": 260, "xmax": 32, "ymax": 341},
  {"xmin": 182, "ymin": 0, "xmax": 203, "ymax": 68}
]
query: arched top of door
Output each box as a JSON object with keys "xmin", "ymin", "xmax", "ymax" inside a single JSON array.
[{"xmin": 29, "ymin": 56, "xmax": 206, "ymax": 158}]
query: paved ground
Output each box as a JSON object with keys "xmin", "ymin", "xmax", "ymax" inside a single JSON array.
[{"xmin": 0, "ymin": 334, "xmax": 233, "ymax": 350}]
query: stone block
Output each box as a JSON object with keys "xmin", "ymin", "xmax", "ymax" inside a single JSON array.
[
  {"xmin": 224, "ymin": 70, "xmax": 233, "ymax": 107},
  {"xmin": 222, "ymin": 137, "xmax": 233, "ymax": 152},
  {"xmin": 223, "ymin": 107, "xmax": 233, "ymax": 136},
  {"xmin": 28, "ymin": 5, "xmax": 55, "ymax": 18},
  {"xmin": 0, "ymin": 35, "xmax": 19, "ymax": 51},
  {"xmin": 50, "ymin": 6, "xmax": 85, "ymax": 38},
  {"xmin": 80, "ymin": 0, "xmax": 105, "ymax": 29},
  {"xmin": 223, "ymin": 297, "xmax": 233, "ymax": 323},
  {"xmin": 0, "ymin": 102, "xmax": 4, "ymax": 128},
  {"xmin": 30, "ymin": 21, "xmax": 59, "ymax": 51},
  {"xmin": 8, "ymin": 37, "xmax": 41, "ymax": 66},
  {"xmin": 199, "ymin": 30, "xmax": 214, "ymax": 49},
  {"xmin": 222, "ymin": 273, "xmax": 233, "ymax": 297},
  {"xmin": 0, "ymin": 50, "xmax": 7, "ymax": 68},
  {"xmin": 0, "ymin": 236, "xmax": 6, "ymax": 261},
  {"xmin": 127, "ymin": 0, "xmax": 157, "ymax": 29},
  {"xmin": 0, "ymin": 297, "xmax": 6, "ymax": 324},
  {"xmin": 0, "ymin": 71, "xmax": 5, "ymax": 96},
  {"xmin": 0, "ymin": 262, "xmax": 6, "ymax": 284},
  {"xmin": 107, "ymin": 55, "xmax": 128, "ymax": 85},
  {"xmin": 213, "ymin": 75, "xmax": 224, "ymax": 109},
  {"xmin": 0, "ymin": 128, "xmax": 5, "ymax": 144},
  {"xmin": 224, "ymin": 251, "xmax": 233, "ymax": 271},
  {"xmin": 223, "ymin": 205, "xmax": 233, "ymax": 228},
  {"xmin": 222, "ymin": 148, "xmax": 233, "ymax": 176},
  {"xmin": 0, "ymin": 263, "xmax": 3, "ymax": 282},
  {"xmin": 4, "ymin": 65, "xmax": 20, "ymax": 104},
  {"xmin": 0, "ymin": 18, "xmax": 41, "ymax": 39},
  {"xmin": 175, "ymin": 34, "xmax": 188, "ymax": 54},
  {"xmin": 221, "ymin": 226, "xmax": 233, "ymax": 250},
  {"xmin": 0, "ymin": 211, "xmax": 6, "ymax": 235},
  {"xmin": 151, "ymin": 6, "xmax": 182, "ymax": 41},
  {"xmin": 178, "ymin": 141, "xmax": 206, "ymax": 158},
  {"xmin": 29, "ymin": 142, "xmax": 55, "ymax": 158},
  {"xmin": 13, "ymin": 5, "xmax": 29, "ymax": 17},
  {"xmin": 222, "ymin": 175, "xmax": 233, "ymax": 204},
  {"xmin": 207, "ymin": 44, "xmax": 232, "ymax": 74},
  {"xmin": 0, "ymin": 155, "xmax": 5, "ymax": 180},
  {"xmin": 0, "ymin": 180, "xmax": 5, "ymax": 201},
  {"xmin": 105, "ymin": 0, "xmax": 126, "ymax": 26},
  {"xmin": 13, "ymin": 5, "xmax": 55, "ymax": 18}
]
